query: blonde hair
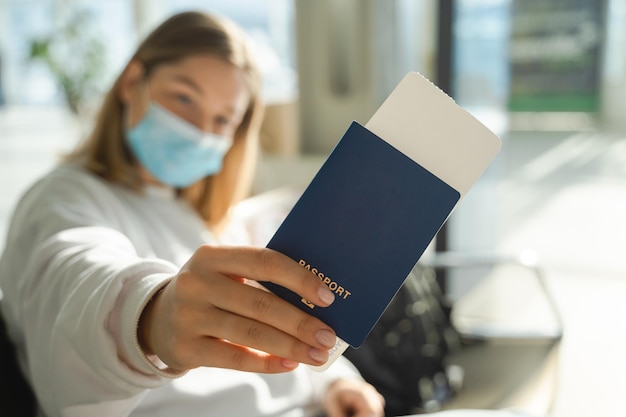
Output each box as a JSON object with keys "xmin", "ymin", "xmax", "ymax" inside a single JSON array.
[{"xmin": 67, "ymin": 11, "xmax": 263, "ymax": 228}]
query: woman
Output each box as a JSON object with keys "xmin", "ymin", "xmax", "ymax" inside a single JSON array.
[{"xmin": 0, "ymin": 11, "xmax": 384, "ymax": 417}]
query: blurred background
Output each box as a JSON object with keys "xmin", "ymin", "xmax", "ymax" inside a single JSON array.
[{"xmin": 0, "ymin": 0, "xmax": 625, "ymax": 416}]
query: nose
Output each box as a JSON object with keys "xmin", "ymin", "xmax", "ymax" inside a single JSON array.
[
  {"xmin": 198, "ymin": 120, "xmax": 214, "ymax": 134},
  {"xmin": 198, "ymin": 117, "xmax": 226, "ymax": 136}
]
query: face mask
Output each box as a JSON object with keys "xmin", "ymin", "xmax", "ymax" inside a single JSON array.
[{"xmin": 126, "ymin": 102, "xmax": 233, "ymax": 187}]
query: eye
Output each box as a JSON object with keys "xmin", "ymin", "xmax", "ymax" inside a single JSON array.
[
  {"xmin": 174, "ymin": 93, "xmax": 193, "ymax": 106},
  {"xmin": 215, "ymin": 116, "xmax": 231, "ymax": 127}
]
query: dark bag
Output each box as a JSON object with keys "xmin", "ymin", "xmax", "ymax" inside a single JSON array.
[{"xmin": 344, "ymin": 264, "xmax": 462, "ymax": 416}]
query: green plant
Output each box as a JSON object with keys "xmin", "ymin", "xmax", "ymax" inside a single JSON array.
[{"xmin": 29, "ymin": 7, "xmax": 106, "ymax": 115}]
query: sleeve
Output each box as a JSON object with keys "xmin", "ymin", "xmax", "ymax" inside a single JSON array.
[{"xmin": 0, "ymin": 173, "xmax": 183, "ymax": 417}]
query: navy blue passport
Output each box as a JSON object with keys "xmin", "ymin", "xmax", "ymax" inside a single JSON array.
[{"xmin": 264, "ymin": 121, "xmax": 460, "ymax": 348}]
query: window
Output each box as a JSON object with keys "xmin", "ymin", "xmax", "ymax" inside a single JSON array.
[{"xmin": 0, "ymin": 0, "xmax": 296, "ymax": 107}]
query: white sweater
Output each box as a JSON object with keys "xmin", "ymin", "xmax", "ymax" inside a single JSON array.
[{"xmin": 0, "ymin": 164, "xmax": 360, "ymax": 417}]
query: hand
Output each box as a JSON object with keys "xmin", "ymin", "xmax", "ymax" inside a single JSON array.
[
  {"xmin": 324, "ymin": 378, "xmax": 386, "ymax": 417},
  {"xmin": 138, "ymin": 245, "xmax": 338, "ymax": 373}
]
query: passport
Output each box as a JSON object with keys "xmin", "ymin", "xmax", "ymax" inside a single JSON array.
[
  {"xmin": 264, "ymin": 121, "xmax": 460, "ymax": 348},
  {"xmin": 263, "ymin": 72, "xmax": 502, "ymax": 370}
]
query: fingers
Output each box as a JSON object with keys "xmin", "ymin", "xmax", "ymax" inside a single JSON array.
[
  {"xmin": 193, "ymin": 337, "xmax": 301, "ymax": 373},
  {"xmin": 141, "ymin": 280, "xmax": 319, "ymax": 372},
  {"xmin": 201, "ymin": 302, "xmax": 334, "ymax": 364},
  {"xmin": 192, "ymin": 245, "xmax": 336, "ymax": 308},
  {"xmin": 324, "ymin": 378, "xmax": 385, "ymax": 417},
  {"xmin": 205, "ymin": 274, "xmax": 336, "ymax": 351}
]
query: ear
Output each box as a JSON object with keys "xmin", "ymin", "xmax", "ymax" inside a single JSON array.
[{"xmin": 118, "ymin": 60, "xmax": 145, "ymax": 103}]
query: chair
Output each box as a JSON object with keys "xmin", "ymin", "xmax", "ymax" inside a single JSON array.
[
  {"xmin": 0, "ymin": 298, "xmax": 38, "ymax": 417},
  {"xmin": 422, "ymin": 251, "xmax": 564, "ymax": 416}
]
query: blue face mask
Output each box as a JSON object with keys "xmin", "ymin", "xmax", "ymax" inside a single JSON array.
[{"xmin": 126, "ymin": 102, "xmax": 233, "ymax": 187}]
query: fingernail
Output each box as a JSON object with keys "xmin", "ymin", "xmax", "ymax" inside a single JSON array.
[
  {"xmin": 316, "ymin": 329, "xmax": 337, "ymax": 348},
  {"xmin": 282, "ymin": 359, "xmax": 299, "ymax": 369},
  {"xmin": 318, "ymin": 287, "xmax": 335, "ymax": 305},
  {"xmin": 309, "ymin": 348, "xmax": 328, "ymax": 363}
]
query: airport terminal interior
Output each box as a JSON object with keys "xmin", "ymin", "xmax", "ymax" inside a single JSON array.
[{"xmin": 1, "ymin": 1, "xmax": 625, "ymax": 416}]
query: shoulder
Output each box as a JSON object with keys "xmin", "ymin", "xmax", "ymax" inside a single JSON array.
[
  {"xmin": 7, "ymin": 164, "xmax": 131, "ymax": 235},
  {"xmin": 22, "ymin": 163, "xmax": 122, "ymax": 208},
  {"xmin": 37, "ymin": 163, "xmax": 114, "ymax": 195}
]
